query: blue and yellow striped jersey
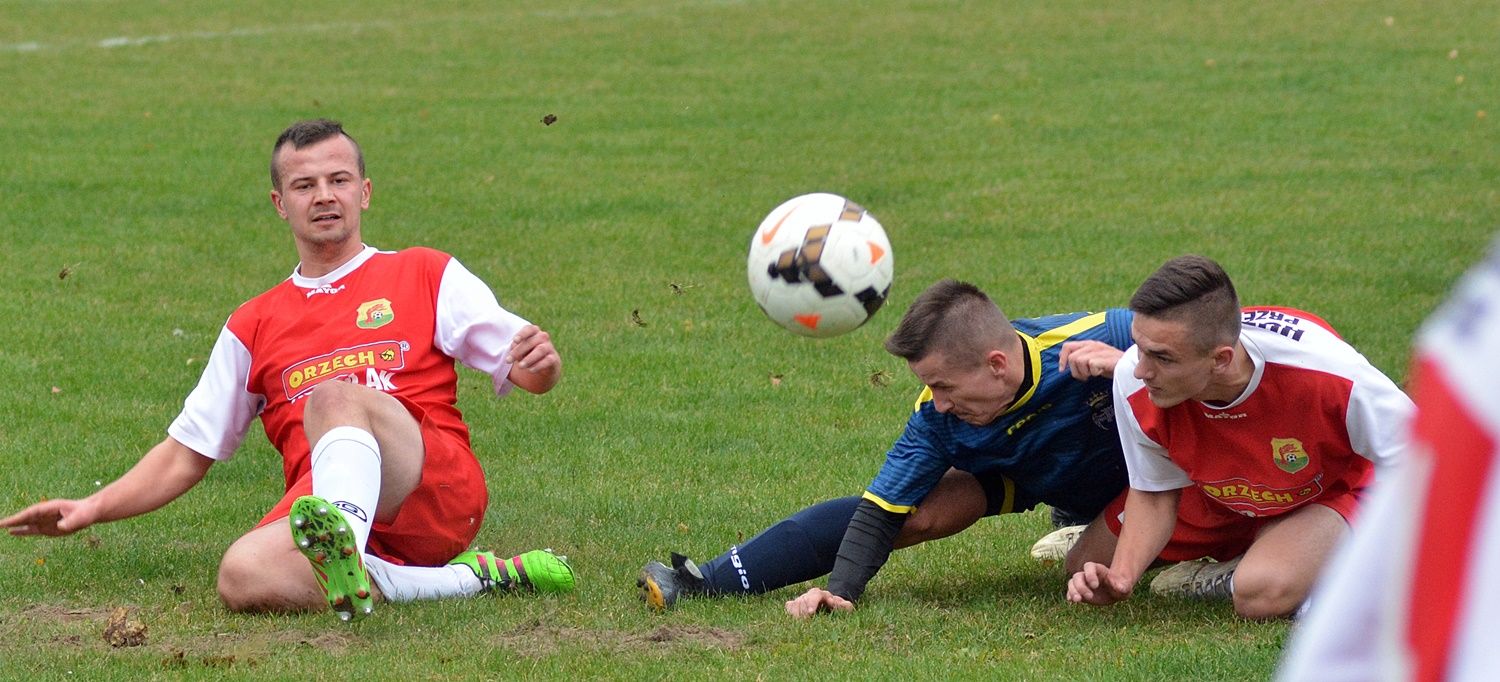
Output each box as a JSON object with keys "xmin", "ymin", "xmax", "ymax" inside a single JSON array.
[{"xmin": 864, "ymin": 309, "xmax": 1134, "ymax": 518}]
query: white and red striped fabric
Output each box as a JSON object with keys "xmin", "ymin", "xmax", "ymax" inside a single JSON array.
[{"xmin": 1280, "ymin": 243, "xmax": 1500, "ymax": 681}]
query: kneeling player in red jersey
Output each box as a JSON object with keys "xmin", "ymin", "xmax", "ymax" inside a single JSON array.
[{"xmin": 1066, "ymin": 255, "xmax": 1413, "ymax": 619}]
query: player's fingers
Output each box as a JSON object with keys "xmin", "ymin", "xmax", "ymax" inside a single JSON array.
[
  {"xmin": 512, "ymin": 344, "xmax": 557, "ymax": 372},
  {"xmin": 1068, "ymin": 575, "xmax": 1093, "ymax": 602},
  {"xmin": 0, "ymin": 503, "xmax": 51, "ymax": 528},
  {"xmin": 504, "ymin": 326, "xmax": 543, "ymax": 363}
]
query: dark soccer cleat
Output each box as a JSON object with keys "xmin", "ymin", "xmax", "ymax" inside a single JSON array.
[
  {"xmin": 1149, "ymin": 556, "xmax": 1241, "ymax": 600},
  {"xmin": 637, "ymin": 552, "xmax": 706, "ymax": 611}
]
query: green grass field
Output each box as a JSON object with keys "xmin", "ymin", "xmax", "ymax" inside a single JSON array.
[{"xmin": 2, "ymin": 0, "xmax": 1495, "ymax": 678}]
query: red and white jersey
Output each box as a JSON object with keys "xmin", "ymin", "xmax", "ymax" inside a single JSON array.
[
  {"xmin": 1279, "ymin": 250, "xmax": 1500, "ymax": 681},
  {"xmin": 1115, "ymin": 310, "xmax": 1412, "ymax": 518},
  {"xmin": 167, "ymin": 246, "xmax": 528, "ymax": 481}
]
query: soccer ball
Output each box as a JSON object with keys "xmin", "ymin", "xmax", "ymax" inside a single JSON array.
[{"xmin": 746, "ymin": 193, "xmax": 894, "ymax": 338}]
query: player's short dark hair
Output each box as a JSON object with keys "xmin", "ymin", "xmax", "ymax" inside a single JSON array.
[
  {"xmin": 885, "ymin": 279, "xmax": 1018, "ymax": 368},
  {"xmin": 1129, "ymin": 255, "xmax": 1241, "ymax": 353},
  {"xmin": 270, "ymin": 119, "xmax": 364, "ymax": 189}
]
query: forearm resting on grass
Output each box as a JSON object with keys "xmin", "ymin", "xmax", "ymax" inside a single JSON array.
[
  {"xmin": 1068, "ymin": 487, "xmax": 1180, "ymax": 605},
  {"xmin": 2, "ymin": 437, "xmax": 212, "ymax": 536},
  {"xmin": 826, "ymin": 500, "xmax": 906, "ymax": 601},
  {"xmin": 785, "ymin": 500, "xmax": 905, "ymax": 618}
]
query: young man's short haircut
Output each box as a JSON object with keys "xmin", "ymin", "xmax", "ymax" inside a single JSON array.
[
  {"xmin": 1129, "ymin": 255, "xmax": 1241, "ymax": 353},
  {"xmin": 885, "ymin": 279, "xmax": 1017, "ymax": 367},
  {"xmin": 270, "ymin": 119, "xmax": 365, "ymax": 189}
]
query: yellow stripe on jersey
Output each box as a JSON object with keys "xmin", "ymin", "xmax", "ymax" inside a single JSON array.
[
  {"xmin": 914, "ymin": 385, "xmax": 933, "ymax": 413},
  {"xmin": 997, "ymin": 476, "xmax": 1016, "ymax": 514},
  {"xmin": 1009, "ymin": 330, "xmax": 1044, "ymax": 413},
  {"xmin": 1005, "ymin": 312, "xmax": 1108, "ymax": 415},
  {"xmin": 1034, "ymin": 312, "xmax": 1107, "ymax": 351},
  {"xmin": 862, "ymin": 491, "xmax": 915, "ymax": 514}
]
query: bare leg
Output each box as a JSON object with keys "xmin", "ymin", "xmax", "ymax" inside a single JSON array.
[
  {"xmin": 1232, "ymin": 504, "xmax": 1348, "ymax": 619},
  {"xmin": 894, "ymin": 468, "xmax": 988, "ymax": 549},
  {"xmin": 217, "ymin": 381, "xmax": 426, "ymax": 613}
]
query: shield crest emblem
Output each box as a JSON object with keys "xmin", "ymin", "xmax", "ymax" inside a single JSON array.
[
  {"xmin": 1271, "ymin": 437, "xmax": 1309, "ymax": 474},
  {"xmin": 356, "ymin": 298, "xmax": 394, "ymax": 330}
]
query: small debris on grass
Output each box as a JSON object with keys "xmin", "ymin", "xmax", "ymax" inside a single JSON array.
[{"xmin": 103, "ymin": 607, "xmax": 148, "ymax": 648}]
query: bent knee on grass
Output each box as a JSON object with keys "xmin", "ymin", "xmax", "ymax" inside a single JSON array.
[
  {"xmin": 1228, "ymin": 562, "xmax": 1311, "ymax": 620},
  {"xmin": 216, "ymin": 527, "xmax": 325, "ymax": 613}
]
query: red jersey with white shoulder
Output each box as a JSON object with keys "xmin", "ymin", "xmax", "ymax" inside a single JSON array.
[
  {"xmin": 167, "ymin": 246, "xmax": 529, "ymax": 488},
  {"xmin": 1115, "ymin": 308, "xmax": 1412, "ymax": 518}
]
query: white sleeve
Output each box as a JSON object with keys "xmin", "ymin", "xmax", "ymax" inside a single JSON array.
[
  {"xmin": 1345, "ymin": 358, "xmax": 1415, "ymax": 476},
  {"xmin": 1114, "ymin": 347, "xmax": 1195, "ymax": 491},
  {"xmin": 166, "ymin": 325, "xmax": 264, "ymax": 461},
  {"xmin": 434, "ymin": 257, "xmax": 531, "ymax": 396}
]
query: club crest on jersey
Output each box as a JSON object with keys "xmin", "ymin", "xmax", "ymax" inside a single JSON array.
[
  {"xmin": 356, "ymin": 298, "xmax": 394, "ymax": 329},
  {"xmin": 1271, "ymin": 437, "xmax": 1309, "ymax": 474}
]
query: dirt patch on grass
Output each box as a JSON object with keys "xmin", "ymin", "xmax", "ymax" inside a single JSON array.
[
  {"xmin": 492, "ymin": 621, "xmax": 745, "ymax": 657},
  {"xmin": 4, "ymin": 601, "xmax": 357, "ymax": 671},
  {"xmin": 18, "ymin": 604, "xmax": 119, "ymax": 623}
]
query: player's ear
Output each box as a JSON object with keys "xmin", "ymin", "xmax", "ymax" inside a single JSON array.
[
  {"xmin": 1210, "ymin": 344, "xmax": 1235, "ymax": 372},
  {"xmin": 360, "ymin": 177, "xmax": 371, "ymax": 209},
  {"xmin": 985, "ymin": 349, "xmax": 1008, "ymax": 376},
  {"xmin": 270, "ymin": 189, "xmax": 288, "ymax": 220}
]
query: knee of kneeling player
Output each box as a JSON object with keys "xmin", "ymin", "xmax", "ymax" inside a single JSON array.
[
  {"xmin": 216, "ymin": 556, "xmax": 261, "ymax": 612},
  {"xmin": 1230, "ymin": 572, "xmax": 1306, "ymax": 620}
]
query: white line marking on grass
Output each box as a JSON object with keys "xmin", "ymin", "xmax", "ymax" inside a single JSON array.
[
  {"xmin": 1, "ymin": 0, "xmax": 750, "ymax": 54},
  {"xmin": 2, "ymin": 20, "xmax": 397, "ymax": 53}
]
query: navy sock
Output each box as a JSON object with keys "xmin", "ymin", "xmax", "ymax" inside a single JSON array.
[{"xmin": 698, "ymin": 496, "xmax": 862, "ymax": 595}]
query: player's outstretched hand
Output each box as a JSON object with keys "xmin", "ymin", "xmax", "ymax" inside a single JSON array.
[
  {"xmin": 1066, "ymin": 561, "xmax": 1134, "ymax": 606},
  {"xmin": 1, "ymin": 498, "xmax": 97, "ymax": 537},
  {"xmin": 1058, "ymin": 340, "xmax": 1124, "ymax": 381},
  {"xmin": 505, "ymin": 325, "xmax": 561, "ymax": 394},
  {"xmin": 785, "ymin": 587, "xmax": 855, "ymax": 619},
  {"xmin": 506, "ymin": 325, "xmax": 559, "ymax": 374}
]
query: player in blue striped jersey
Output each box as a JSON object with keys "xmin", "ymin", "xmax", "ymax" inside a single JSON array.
[{"xmin": 638, "ymin": 279, "xmax": 1136, "ymax": 615}]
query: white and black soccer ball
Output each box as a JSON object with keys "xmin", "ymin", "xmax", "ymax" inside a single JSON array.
[{"xmin": 746, "ymin": 193, "xmax": 894, "ymax": 338}]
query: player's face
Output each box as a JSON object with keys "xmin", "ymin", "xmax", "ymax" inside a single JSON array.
[
  {"xmin": 908, "ymin": 350, "xmax": 1010, "ymax": 426},
  {"xmin": 270, "ymin": 135, "xmax": 371, "ymax": 253},
  {"xmin": 1129, "ymin": 315, "xmax": 1218, "ymax": 408}
]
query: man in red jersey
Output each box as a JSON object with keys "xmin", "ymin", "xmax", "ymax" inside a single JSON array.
[
  {"xmin": 1279, "ymin": 242, "xmax": 1500, "ymax": 680},
  {"xmin": 2, "ymin": 120, "xmax": 574, "ymax": 621},
  {"xmin": 1065, "ymin": 255, "xmax": 1412, "ymax": 619}
]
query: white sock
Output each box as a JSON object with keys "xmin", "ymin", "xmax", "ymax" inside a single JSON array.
[
  {"xmin": 309, "ymin": 426, "xmax": 382, "ymax": 553},
  {"xmin": 364, "ymin": 554, "xmax": 482, "ymax": 602}
]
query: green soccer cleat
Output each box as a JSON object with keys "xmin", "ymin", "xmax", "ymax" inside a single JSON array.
[
  {"xmin": 289, "ymin": 495, "xmax": 374, "ymax": 623},
  {"xmin": 450, "ymin": 548, "xmax": 576, "ymax": 594}
]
